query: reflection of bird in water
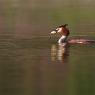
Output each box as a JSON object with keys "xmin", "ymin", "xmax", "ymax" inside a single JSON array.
[
  {"xmin": 51, "ymin": 44, "xmax": 57, "ymax": 61},
  {"xmin": 51, "ymin": 44, "xmax": 69, "ymax": 63},
  {"xmin": 58, "ymin": 45, "xmax": 66, "ymax": 61}
]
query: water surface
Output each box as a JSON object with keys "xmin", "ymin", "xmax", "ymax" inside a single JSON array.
[{"xmin": 0, "ymin": 36, "xmax": 95, "ymax": 95}]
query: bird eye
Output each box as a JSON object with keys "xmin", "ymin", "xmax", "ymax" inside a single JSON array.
[{"xmin": 56, "ymin": 28, "xmax": 59, "ymax": 31}]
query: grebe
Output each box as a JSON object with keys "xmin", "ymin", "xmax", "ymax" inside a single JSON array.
[{"xmin": 50, "ymin": 24, "xmax": 95, "ymax": 45}]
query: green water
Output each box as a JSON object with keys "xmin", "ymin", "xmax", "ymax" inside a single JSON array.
[
  {"xmin": 0, "ymin": 37, "xmax": 95, "ymax": 95},
  {"xmin": 0, "ymin": 0, "xmax": 95, "ymax": 95}
]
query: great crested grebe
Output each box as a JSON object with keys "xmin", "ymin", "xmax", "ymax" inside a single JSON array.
[{"xmin": 50, "ymin": 24, "xmax": 95, "ymax": 45}]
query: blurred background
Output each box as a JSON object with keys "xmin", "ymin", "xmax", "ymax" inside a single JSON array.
[
  {"xmin": 0, "ymin": 0, "xmax": 95, "ymax": 37},
  {"xmin": 0, "ymin": 0, "xmax": 95, "ymax": 95}
]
